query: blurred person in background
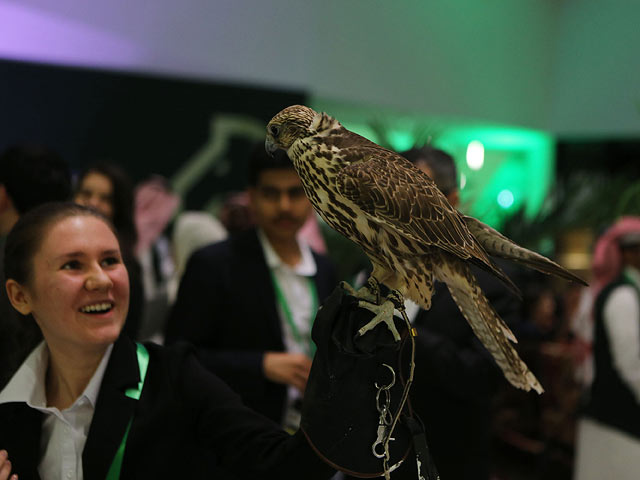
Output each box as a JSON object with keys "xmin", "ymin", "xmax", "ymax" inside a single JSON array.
[
  {"xmin": 574, "ymin": 217, "xmax": 640, "ymax": 480},
  {"xmin": 170, "ymin": 210, "xmax": 227, "ymax": 293},
  {"xmin": 132, "ymin": 175, "xmax": 180, "ymax": 342},
  {"xmin": 387, "ymin": 145, "xmax": 522, "ymax": 480},
  {"xmin": 0, "ymin": 144, "xmax": 71, "ymax": 390},
  {"xmin": 74, "ymin": 162, "xmax": 144, "ymax": 339},
  {"xmin": 165, "ymin": 145, "xmax": 336, "ymax": 437}
]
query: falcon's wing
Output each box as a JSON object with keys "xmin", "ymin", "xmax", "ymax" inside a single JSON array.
[{"xmin": 336, "ymin": 151, "xmax": 519, "ymax": 293}]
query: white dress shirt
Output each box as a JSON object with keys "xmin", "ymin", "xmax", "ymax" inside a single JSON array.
[
  {"xmin": 258, "ymin": 229, "xmax": 317, "ymax": 429},
  {"xmin": 0, "ymin": 342, "xmax": 113, "ymax": 480},
  {"xmin": 572, "ymin": 266, "xmax": 640, "ymax": 480},
  {"xmin": 603, "ymin": 266, "xmax": 640, "ymax": 402},
  {"xmin": 574, "ymin": 416, "xmax": 640, "ymax": 480}
]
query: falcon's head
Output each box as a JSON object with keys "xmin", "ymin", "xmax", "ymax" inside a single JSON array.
[{"xmin": 265, "ymin": 105, "xmax": 316, "ymax": 156}]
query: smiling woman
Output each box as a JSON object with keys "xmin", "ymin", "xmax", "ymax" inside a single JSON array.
[
  {"xmin": 6, "ymin": 210, "xmax": 129, "ymax": 383},
  {"xmin": 0, "ymin": 202, "xmax": 336, "ymax": 480}
]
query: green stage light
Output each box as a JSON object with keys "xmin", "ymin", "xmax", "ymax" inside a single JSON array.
[
  {"xmin": 466, "ymin": 140, "xmax": 485, "ymax": 170},
  {"xmin": 498, "ymin": 189, "xmax": 515, "ymax": 209},
  {"xmin": 387, "ymin": 130, "xmax": 415, "ymax": 152},
  {"xmin": 434, "ymin": 126, "xmax": 553, "ymax": 228}
]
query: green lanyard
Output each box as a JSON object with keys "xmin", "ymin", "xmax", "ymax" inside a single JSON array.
[
  {"xmin": 623, "ymin": 268, "xmax": 640, "ymax": 292},
  {"xmin": 269, "ymin": 270, "xmax": 319, "ymax": 358},
  {"xmin": 105, "ymin": 342, "xmax": 149, "ymax": 480}
]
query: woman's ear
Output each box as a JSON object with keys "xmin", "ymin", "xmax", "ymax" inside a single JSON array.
[
  {"xmin": 0, "ymin": 184, "xmax": 10, "ymax": 211},
  {"xmin": 5, "ymin": 279, "xmax": 33, "ymax": 316}
]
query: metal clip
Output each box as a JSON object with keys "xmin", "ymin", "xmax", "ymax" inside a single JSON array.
[
  {"xmin": 372, "ymin": 422, "xmax": 394, "ymax": 458},
  {"xmin": 374, "ymin": 363, "xmax": 396, "ymax": 391},
  {"xmin": 371, "ymin": 364, "xmax": 397, "ymax": 459}
]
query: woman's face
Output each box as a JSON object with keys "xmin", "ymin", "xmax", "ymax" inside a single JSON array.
[
  {"xmin": 75, "ymin": 172, "xmax": 114, "ymax": 219},
  {"xmin": 13, "ymin": 215, "xmax": 129, "ymax": 354}
]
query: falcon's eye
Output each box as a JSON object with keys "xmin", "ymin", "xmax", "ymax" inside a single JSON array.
[{"xmin": 269, "ymin": 125, "xmax": 281, "ymax": 137}]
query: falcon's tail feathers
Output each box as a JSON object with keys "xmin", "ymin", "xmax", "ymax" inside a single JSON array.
[
  {"xmin": 464, "ymin": 216, "xmax": 588, "ymax": 286},
  {"xmin": 444, "ymin": 262, "xmax": 544, "ymax": 394}
]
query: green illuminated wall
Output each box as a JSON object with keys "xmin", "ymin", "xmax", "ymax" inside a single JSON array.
[
  {"xmin": 312, "ymin": 100, "xmax": 554, "ymax": 230},
  {"xmin": 436, "ymin": 127, "xmax": 554, "ymax": 228}
]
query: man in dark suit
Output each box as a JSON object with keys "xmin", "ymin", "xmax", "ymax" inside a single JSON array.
[
  {"xmin": 393, "ymin": 146, "xmax": 523, "ymax": 480},
  {"xmin": 165, "ymin": 146, "xmax": 336, "ymax": 429}
]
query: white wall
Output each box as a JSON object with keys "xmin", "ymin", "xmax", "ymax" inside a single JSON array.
[
  {"xmin": 1, "ymin": 0, "xmax": 638, "ymax": 135},
  {"xmin": 0, "ymin": 0, "xmax": 319, "ymax": 90},
  {"xmin": 549, "ymin": 0, "xmax": 640, "ymax": 137},
  {"xmin": 307, "ymin": 1, "xmax": 558, "ymax": 130}
]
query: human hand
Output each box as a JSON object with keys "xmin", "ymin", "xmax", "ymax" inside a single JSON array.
[
  {"xmin": 0, "ymin": 450, "xmax": 17, "ymax": 480},
  {"xmin": 263, "ymin": 352, "xmax": 312, "ymax": 394}
]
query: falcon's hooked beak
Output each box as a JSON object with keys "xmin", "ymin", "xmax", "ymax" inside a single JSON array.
[{"xmin": 265, "ymin": 138, "xmax": 278, "ymax": 158}]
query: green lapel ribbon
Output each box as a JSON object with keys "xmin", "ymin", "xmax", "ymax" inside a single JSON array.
[{"xmin": 105, "ymin": 342, "xmax": 149, "ymax": 480}]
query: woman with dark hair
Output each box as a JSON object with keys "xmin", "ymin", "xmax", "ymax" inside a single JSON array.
[
  {"xmin": 74, "ymin": 163, "xmax": 143, "ymax": 338},
  {"xmin": 0, "ymin": 202, "xmax": 335, "ymax": 479},
  {"xmin": 74, "ymin": 162, "xmax": 137, "ymax": 258}
]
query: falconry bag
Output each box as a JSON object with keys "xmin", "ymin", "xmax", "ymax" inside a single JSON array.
[{"xmin": 301, "ymin": 283, "xmax": 424, "ymax": 478}]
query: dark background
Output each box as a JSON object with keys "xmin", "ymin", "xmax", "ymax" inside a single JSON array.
[{"xmin": 0, "ymin": 58, "xmax": 307, "ymax": 209}]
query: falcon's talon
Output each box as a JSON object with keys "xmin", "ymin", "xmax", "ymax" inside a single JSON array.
[
  {"xmin": 387, "ymin": 290, "xmax": 406, "ymax": 311},
  {"xmin": 340, "ymin": 281, "xmax": 358, "ymax": 295},
  {"xmin": 341, "ymin": 280, "xmax": 378, "ymax": 304},
  {"xmin": 356, "ymin": 286, "xmax": 378, "ymax": 304},
  {"xmin": 366, "ymin": 277, "xmax": 382, "ymax": 305},
  {"xmin": 357, "ymin": 300, "xmax": 401, "ymax": 342}
]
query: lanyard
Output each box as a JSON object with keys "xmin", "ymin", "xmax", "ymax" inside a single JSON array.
[
  {"xmin": 269, "ymin": 270, "xmax": 319, "ymax": 358},
  {"xmin": 105, "ymin": 342, "xmax": 149, "ymax": 480}
]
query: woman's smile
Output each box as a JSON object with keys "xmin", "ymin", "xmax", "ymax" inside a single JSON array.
[{"xmin": 23, "ymin": 215, "xmax": 130, "ymax": 353}]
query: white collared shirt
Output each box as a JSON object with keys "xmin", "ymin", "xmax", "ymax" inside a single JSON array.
[
  {"xmin": 258, "ymin": 228, "xmax": 318, "ymax": 357},
  {"xmin": 257, "ymin": 229, "xmax": 317, "ymax": 428},
  {"xmin": 603, "ymin": 266, "xmax": 640, "ymax": 403},
  {"xmin": 0, "ymin": 342, "xmax": 113, "ymax": 480}
]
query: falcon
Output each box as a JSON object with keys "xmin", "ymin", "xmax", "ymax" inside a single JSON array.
[{"xmin": 265, "ymin": 105, "xmax": 586, "ymax": 393}]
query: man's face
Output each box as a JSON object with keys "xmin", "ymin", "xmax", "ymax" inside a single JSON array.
[{"xmin": 248, "ymin": 169, "xmax": 312, "ymax": 244}]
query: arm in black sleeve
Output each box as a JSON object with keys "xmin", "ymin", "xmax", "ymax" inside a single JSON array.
[
  {"xmin": 175, "ymin": 349, "xmax": 334, "ymax": 479},
  {"xmin": 412, "ymin": 265, "xmax": 522, "ymax": 402},
  {"xmin": 164, "ymin": 247, "xmax": 268, "ymax": 395},
  {"xmin": 412, "ymin": 325, "xmax": 500, "ymax": 402}
]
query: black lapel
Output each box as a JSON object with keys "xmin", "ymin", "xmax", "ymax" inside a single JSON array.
[
  {"xmin": 0, "ymin": 403, "xmax": 43, "ymax": 480},
  {"xmin": 82, "ymin": 336, "xmax": 139, "ymax": 479},
  {"xmin": 233, "ymin": 229, "xmax": 284, "ymax": 348},
  {"xmin": 312, "ymin": 252, "xmax": 334, "ymax": 302}
]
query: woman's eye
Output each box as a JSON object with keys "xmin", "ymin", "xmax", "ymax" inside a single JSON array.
[
  {"xmin": 101, "ymin": 256, "xmax": 121, "ymax": 267},
  {"xmin": 61, "ymin": 260, "xmax": 81, "ymax": 270}
]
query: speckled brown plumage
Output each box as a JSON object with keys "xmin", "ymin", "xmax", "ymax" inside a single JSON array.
[{"xmin": 265, "ymin": 105, "xmax": 584, "ymax": 393}]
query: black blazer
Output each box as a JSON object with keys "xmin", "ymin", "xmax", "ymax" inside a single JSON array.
[
  {"xmin": 0, "ymin": 336, "xmax": 334, "ymax": 479},
  {"xmin": 165, "ymin": 228, "xmax": 336, "ymax": 423},
  {"xmin": 393, "ymin": 261, "xmax": 522, "ymax": 480},
  {"xmin": 585, "ymin": 275, "xmax": 640, "ymax": 439}
]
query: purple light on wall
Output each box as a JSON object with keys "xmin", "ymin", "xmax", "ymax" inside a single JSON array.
[{"xmin": 0, "ymin": 1, "xmax": 145, "ymax": 69}]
